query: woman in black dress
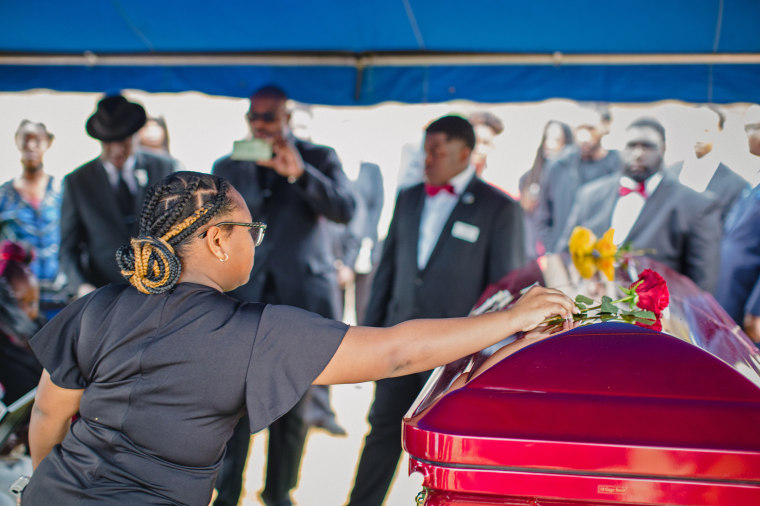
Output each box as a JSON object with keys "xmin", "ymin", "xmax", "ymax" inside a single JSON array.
[{"xmin": 22, "ymin": 171, "xmax": 574, "ymax": 505}]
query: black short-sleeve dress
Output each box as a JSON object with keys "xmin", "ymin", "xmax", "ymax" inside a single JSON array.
[{"xmin": 22, "ymin": 282, "xmax": 347, "ymax": 505}]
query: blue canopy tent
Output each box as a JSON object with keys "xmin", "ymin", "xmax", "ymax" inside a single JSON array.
[{"xmin": 1, "ymin": 0, "xmax": 759, "ymax": 105}]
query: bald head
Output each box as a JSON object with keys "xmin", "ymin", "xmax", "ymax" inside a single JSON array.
[{"xmin": 247, "ymin": 85, "xmax": 290, "ymax": 141}]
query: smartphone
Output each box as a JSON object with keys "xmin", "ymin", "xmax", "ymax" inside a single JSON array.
[{"xmin": 231, "ymin": 138, "xmax": 273, "ymax": 162}]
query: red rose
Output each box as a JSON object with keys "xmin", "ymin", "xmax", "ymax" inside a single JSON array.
[
  {"xmin": 631, "ymin": 269, "xmax": 669, "ymax": 317},
  {"xmin": 635, "ymin": 317, "xmax": 662, "ymax": 332}
]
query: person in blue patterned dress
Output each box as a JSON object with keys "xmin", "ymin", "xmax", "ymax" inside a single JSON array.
[{"xmin": 0, "ymin": 120, "xmax": 66, "ymax": 318}]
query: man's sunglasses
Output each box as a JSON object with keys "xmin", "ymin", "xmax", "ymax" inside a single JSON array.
[
  {"xmin": 247, "ymin": 111, "xmax": 277, "ymax": 123},
  {"xmin": 199, "ymin": 221, "xmax": 267, "ymax": 246}
]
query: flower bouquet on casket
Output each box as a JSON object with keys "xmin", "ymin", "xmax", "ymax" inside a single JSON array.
[
  {"xmin": 544, "ymin": 268, "xmax": 670, "ymax": 332},
  {"xmin": 568, "ymin": 226, "xmax": 653, "ymax": 281}
]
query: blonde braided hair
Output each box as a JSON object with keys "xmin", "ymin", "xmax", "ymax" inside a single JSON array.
[{"xmin": 116, "ymin": 172, "xmax": 232, "ymax": 294}]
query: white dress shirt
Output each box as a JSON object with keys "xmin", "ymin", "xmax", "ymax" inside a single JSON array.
[
  {"xmin": 611, "ymin": 172, "xmax": 663, "ymax": 245},
  {"xmin": 417, "ymin": 165, "xmax": 475, "ymax": 270},
  {"xmin": 103, "ymin": 155, "xmax": 138, "ymax": 194}
]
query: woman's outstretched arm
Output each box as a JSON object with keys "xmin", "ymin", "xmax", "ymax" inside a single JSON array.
[
  {"xmin": 29, "ymin": 370, "xmax": 83, "ymax": 469},
  {"xmin": 314, "ymin": 286, "xmax": 575, "ymax": 385}
]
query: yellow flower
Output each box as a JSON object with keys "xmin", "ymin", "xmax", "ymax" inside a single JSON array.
[
  {"xmin": 572, "ymin": 254, "xmax": 597, "ymax": 279},
  {"xmin": 594, "ymin": 228, "xmax": 618, "ymax": 258},
  {"xmin": 596, "ymin": 256, "xmax": 616, "ymax": 281},
  {"xmin": 568, "ymin": 226, "xmax": 597, "ymax": 257}
]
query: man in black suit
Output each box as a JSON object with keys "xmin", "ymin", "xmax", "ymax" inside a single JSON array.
[
  {"xmin": 347, "ymin": 115, "xmax": 525, "ymax": 506},
  {"xmin": 665, "ymin": 105, "xmax": 749, "ymax": 224},
  {"xmin": 59, "ymin": 94, "xmax": 176, "ymax": 298},
  {"xmin": 715, "ymin": 105, "xmax": 760, "ymax": 343},
  {"xmin": 560, "ymin": 117, "xmax": 721, "ymax": 292},
  {"xmin": 212, "ymin": 85, "xmax": 355, "ymax": 506}
]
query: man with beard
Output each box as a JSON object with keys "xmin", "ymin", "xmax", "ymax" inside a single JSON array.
[{"xmin": 559, "ymin": 117, "xmax": 721, "ymax": 291}]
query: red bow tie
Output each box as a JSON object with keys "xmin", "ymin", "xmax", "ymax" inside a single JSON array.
[
  {"xmin": 619, "ymin": 181, "xmax": 648, "ymax": 198},
  {"xmin": 424, "ymin": 183, "xmax": 456, "ymax": 197}
]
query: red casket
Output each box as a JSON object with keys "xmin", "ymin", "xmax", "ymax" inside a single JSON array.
[{"xmin": 403, "ymin": 255, "xmax": 760, "ymax": 505}]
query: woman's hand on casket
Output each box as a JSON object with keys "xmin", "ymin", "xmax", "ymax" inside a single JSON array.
[{"xmin": 509, "ymin": 285, "xmax": 577, "ymax": 333}]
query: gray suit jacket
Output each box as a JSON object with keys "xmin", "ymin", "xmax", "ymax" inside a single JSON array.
[
  {"xmin": 560, "ymin": 173, "xmax": 722, "ymax": 292},
  {"xmin": 213, "ymin": 138, "xmax": 355, "ymax": 319},
  {"xmin": 59, "ymin": 151, "xmax": 176, "ymax": 291},
  {"xmin": 364, "ymin": 177, "xmax": 526, "ymax": 327},
  {"xmin": 329, "ymin": 162, "xmax": 385, "ymax": 270},
  {"xmin": 666, "ymin": 161, "xmax": 750, "ymax": 224}
]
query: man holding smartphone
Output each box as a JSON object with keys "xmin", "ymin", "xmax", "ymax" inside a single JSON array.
[{"xmin": 212, "ymin": 85, "xmax": 356, "ymax": 506}]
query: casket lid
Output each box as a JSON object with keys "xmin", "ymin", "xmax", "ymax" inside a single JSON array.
[
  {"xmin": 405, "ymin": 322, "xmax": 760, "ymax": 482},
  {"xmin": 404, "ymin": 257, "xmax": 760, "ymax": 504},
  {"xmin": 415, "ymin": 321, "xmax": 760, "ymax": 441}
]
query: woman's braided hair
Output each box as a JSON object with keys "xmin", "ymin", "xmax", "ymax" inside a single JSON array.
[{"xmin": 116, "ymin": 171, "xmax": 233, "ymax": 294}]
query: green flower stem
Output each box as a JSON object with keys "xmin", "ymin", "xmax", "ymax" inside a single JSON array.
[
  {"xmin": 539, "ymin": 277, "xmax": 657, "ymax": 331},
  {"xmin": 577, "ymin": 299, "xmax": 623, "ymax": 313}
]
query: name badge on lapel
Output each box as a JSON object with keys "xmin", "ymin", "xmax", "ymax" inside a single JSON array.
[{"xmin": 451, "ymin": 221, "xmax": 480, "ymax": 243}]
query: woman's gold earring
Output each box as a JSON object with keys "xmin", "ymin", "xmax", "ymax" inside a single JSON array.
[{"xmin": 219, "ymin": 253, "xmax": 229, "ymax": 262}]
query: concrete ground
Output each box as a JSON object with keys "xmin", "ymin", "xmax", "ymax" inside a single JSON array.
[{"xmin": 237, "ymin": 382, "xmax": 422, "ymax": 506}]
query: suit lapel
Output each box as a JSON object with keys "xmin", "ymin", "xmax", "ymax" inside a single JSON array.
[
  {"xmin": 406, "ymin": 186, "xmax": 426, "ymax": 273},
  {"xmin": 625, "ymin": 175, "xmax": 673, "ymax": 243},
  {"xmin": 421, "ymin": 177, "xmax": 479, "ymax": 273}
]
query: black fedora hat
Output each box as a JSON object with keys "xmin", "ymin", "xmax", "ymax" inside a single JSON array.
[{"xmin": 86, "ymin": 95, "xmax": 147, "ymax": 142}]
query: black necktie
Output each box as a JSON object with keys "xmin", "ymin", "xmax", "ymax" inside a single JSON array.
[{"xmin": 116, "ymin": 172, "xmax": 135, "ymax": 222}]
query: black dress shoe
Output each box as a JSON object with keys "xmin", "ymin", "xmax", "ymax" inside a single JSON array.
[
  {"xmin": 260, "ymin": 493, "xmax": 293, "ymax": 506},
  {"xmin": 312, "ymin": 417, "xmax": 347, "ymax": 436}
]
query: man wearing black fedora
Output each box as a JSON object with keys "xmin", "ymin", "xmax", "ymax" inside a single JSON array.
[{"xmin": 59, "ymin": 93, "xmax": 176, "ymax": 298}]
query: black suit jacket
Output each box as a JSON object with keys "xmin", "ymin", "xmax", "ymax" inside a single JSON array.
[
  {"xmin": 666, "ymin": 161, "xmax": 750, "ymax": 224},
  {"xmin": 560, "ymin": 173, "xmax": 722, "ymax": 292},
  {"xmin": 364, "ymin": 177, "xmax": 526, "ymax": 327},
  {"xmin": 59, "ymin": 151, "xmax": 176, "ymax": 291},
  {"xmin": 212, "ymin": 138, "xmax": 355, "ymax": 319}
]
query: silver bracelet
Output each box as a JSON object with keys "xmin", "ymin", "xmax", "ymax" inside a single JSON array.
[{"xmin": 9, "ymin": 475, "xmax": 30, "ymax": 496}]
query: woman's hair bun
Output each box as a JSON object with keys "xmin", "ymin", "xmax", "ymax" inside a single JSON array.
[{"xmin": 116, "ymin": 235, "xmax": 182, "ymax": 294}]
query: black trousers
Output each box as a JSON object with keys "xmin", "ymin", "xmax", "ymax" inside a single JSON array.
[
  {"xmin": 347, "ymin": 371, "xmax": 431, "ymax": 506},
  {"xmin": 214, "ymin": 395, "xmax": 310, "ymax": 506},
  {"xmin": 304, "ymin": 384, "xmax": 337, "ymax": 426},
  {"xmin": 354, "ymin": 271, "xmax": 375, "ymax": 326}
]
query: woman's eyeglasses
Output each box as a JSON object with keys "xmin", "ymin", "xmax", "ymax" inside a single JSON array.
[{"xmin": 199, "ymin": 222, "xmax": 267, "ymax": 246}]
